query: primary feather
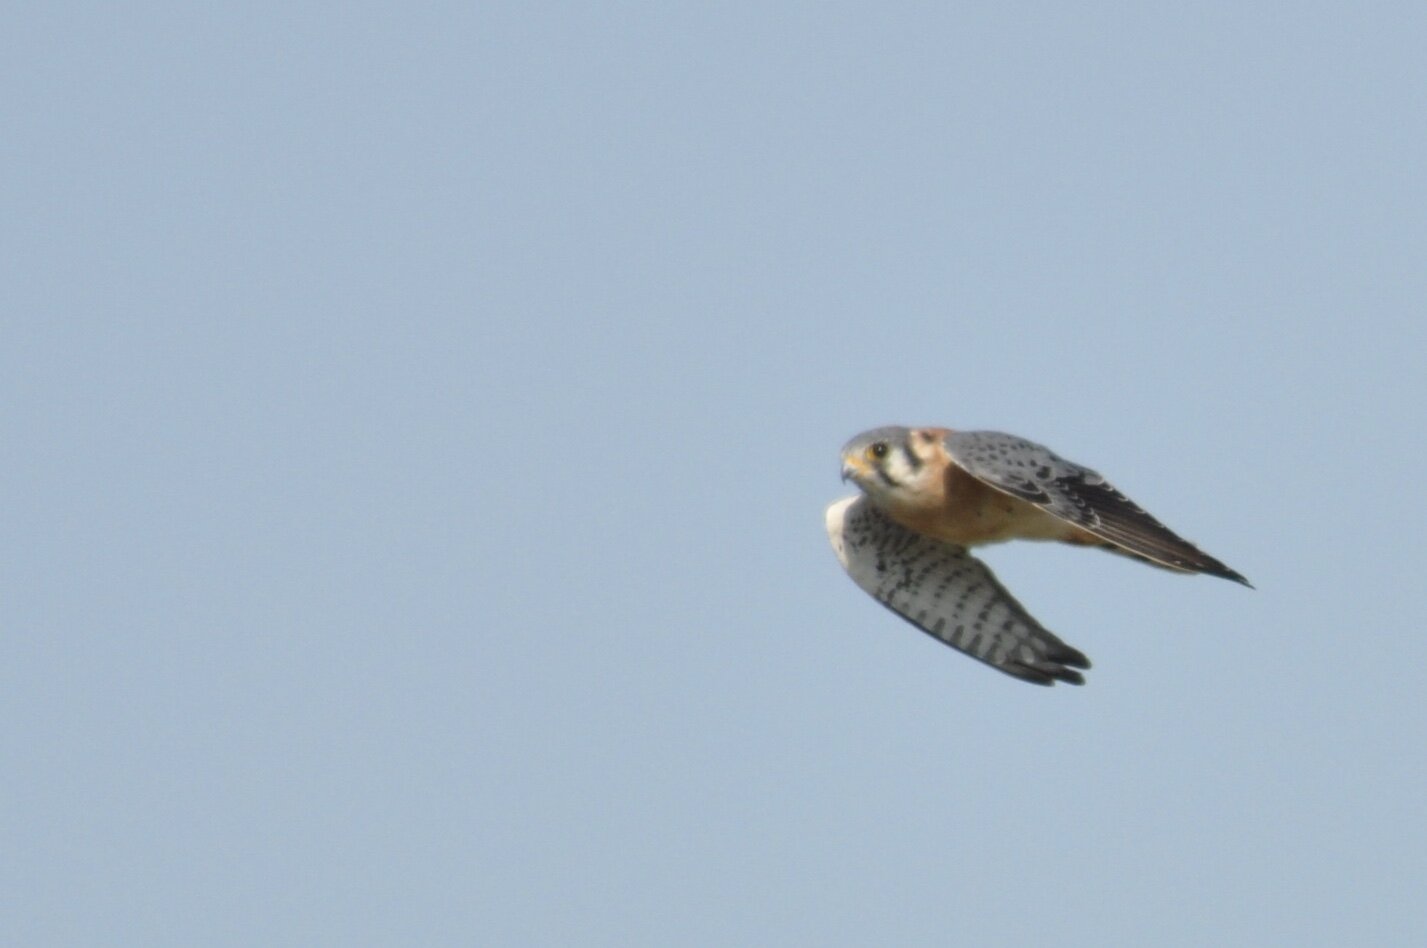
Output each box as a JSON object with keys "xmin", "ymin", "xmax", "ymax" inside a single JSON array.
[
  {"xmin": 942, "ymin": 430, "xmax": 1251, "ymax": 586},
  {"xmin": 826, "ymin": 496, "xmax": 1090, "ymax": 686}
]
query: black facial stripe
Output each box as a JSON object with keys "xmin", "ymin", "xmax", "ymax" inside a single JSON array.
[
  {"xmin": 875, "ymin": 466, "xmax": 900, "ymax": 488},
  {"xmin": 900, "ymin": 442, "xmax": 922, "ymax": 471}
]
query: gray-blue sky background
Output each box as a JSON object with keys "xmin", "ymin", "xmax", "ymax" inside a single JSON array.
[{"xmin": 5, "ymin": 3, "xmax": 1426, "ymax": 945}]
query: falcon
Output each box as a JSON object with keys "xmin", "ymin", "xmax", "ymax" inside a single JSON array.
[{"xmin": 826, "ymin": 426, "xmax": 1250, "ymax": 686}]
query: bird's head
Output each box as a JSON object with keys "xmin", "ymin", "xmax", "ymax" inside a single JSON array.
[{"xmin": 840, "ymin": 426, "xmax": 938, "ymax": 506}]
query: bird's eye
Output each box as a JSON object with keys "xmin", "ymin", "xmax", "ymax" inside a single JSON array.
[{"xmin": 868, "ymin": 442, "xmax": 889, "ymax": 460}]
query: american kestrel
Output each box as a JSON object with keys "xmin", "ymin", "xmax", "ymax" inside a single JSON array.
[{"xmin": 826, "ymin": 426, "xmax": 1249, "ymax": 686}]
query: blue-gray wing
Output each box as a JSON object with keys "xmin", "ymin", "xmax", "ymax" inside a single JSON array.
[
  {"xmin": 825, "ymin": 496, "xmax": 1090, "ymax": 686},
  {"xmin": 943, "ymin": 430, "xmax": 1250, "ymax": 586}
]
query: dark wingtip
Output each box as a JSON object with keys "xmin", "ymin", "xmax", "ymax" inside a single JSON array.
[
  {"xmin": 1047, "ymin": 643, "xmax": 1092, "ymax": 670},
  {"xmin": 1001, "ymin": 641, "xmax": 1091, "ymax": 686},
  {"xmin": 1005, "ymin": 660, "xmax": 1088, "ymax": 686},
  {"xmin": 1180, "ymin": 549, "xmax": 1252, "ymax": 588},
  {"xmin": 1206, "ymin": 564, "xmax": 1253, "ymax": 588}
]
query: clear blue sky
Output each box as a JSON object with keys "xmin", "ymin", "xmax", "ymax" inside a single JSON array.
[{"xmin": 5, "ymin": 3, "xmax": 1426, "ymax": 945}]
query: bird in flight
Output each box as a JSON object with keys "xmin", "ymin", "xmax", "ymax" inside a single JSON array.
[{"xmin": 826, "ymin": 426, "xmax": 1249, "ymax": 686}]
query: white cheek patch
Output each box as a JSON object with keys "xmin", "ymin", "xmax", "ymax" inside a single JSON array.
[
  {"xmin": 882, "ymin": 452, "xmax": 913, "ymax": 484},
  {"xmin": 880, "ymin": 446, "xmax": 932, "ymax": 491}
]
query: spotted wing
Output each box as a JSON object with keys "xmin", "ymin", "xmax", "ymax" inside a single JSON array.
[
  {"xmin": 825, "ymin": 496, "xmax": 1090, "ymax": 686},
  {"xmin": 943, "ymin": 430, "xmax": 1250, "ymax": 586}
]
